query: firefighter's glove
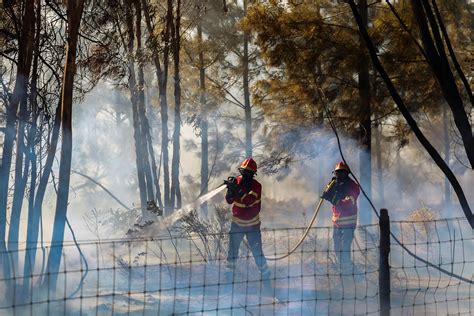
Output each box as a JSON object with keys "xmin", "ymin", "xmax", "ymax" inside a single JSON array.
[
  {"xmin": 226, "ymin": 186, "xmax": 244, "ymax": 199},
  {"xmin": 320, "ymin": 191, "xmax": 329, "ymax": 200},
  {"xmin": 234, "ymin": 187, "xmax": 245, "ymax": 198},
  {"xmin": 224, "ymin": 177, "xmax": 238, "ymax": 196},
  {"xmin": 321, "ymin": 177, "xmax": 336, "ymax": 201}
]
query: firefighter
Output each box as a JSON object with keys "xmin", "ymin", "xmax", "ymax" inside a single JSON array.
[
  {"xmin": 224, "ymin": 158, "xmax": 271, "ymax": 289},
  {"xmin": 321, "ymin": 161, "xmax": 360, "ymax": 268}
]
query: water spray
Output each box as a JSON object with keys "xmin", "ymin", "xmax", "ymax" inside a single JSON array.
[{"xmin": 161, "ymin": 184, "xmax": 228, "ymax": 227}]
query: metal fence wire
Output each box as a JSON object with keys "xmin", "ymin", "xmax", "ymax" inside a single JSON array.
[{"xmin": 0, "ymin": 217, "xmax": 472, "ymax": 315}]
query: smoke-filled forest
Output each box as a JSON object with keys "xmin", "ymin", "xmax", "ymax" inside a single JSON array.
[{"xmin": 0, "ymin": 0, "xmax": 473, "ymax": 315}]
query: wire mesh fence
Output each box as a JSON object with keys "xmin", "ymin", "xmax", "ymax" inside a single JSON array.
[
  {"xmin": 389, "ymin": 217, "xmax": 473, "ymax": 315},
  {"xmin": 0, "ymin": 217, "xmax": 472, "ymax": 315}
]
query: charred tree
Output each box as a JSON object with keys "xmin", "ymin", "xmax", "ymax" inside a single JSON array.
[
  {"xmin": 125, "ymin": 1, "xmax": 148, "ymax": 214},
  {"xmin": 357, "ymin": 0, "xmax": 372, "ymax": 225},
  {"xmin": 23, "ymin": 101, "xmax": 61, "ymax": 293},
  {"xmin": 42, "ymin": 0, "xmax": 85, "ymax": 293},
  {"xmin": 375, "ymin": 123, "xmax": 385, "ymax": 206},
  {"xmin": 8, "ymin": 78, "xmax": 31, "ymax": 273},
  {"xmin": 0, "ymin": 0, "xmax": 35, "ymax": 264},
  {"xmin": 198, "ymin": 18, "xmax": 209, "ymax": 216},
  {"xmin": 21, "ymin": 9, "xmax": 41, "ymax": 291},
  {"xmin": 243, "ymin": 0, "xmax": 252, "ymax": 157},
  {"xmin": 8, "ymin": 0, "xmax": 42, "ymax": 268},
  {"xmin": 171, "ymin": 0, "xmax": 182, "ymax": 209},
  {"xmin": 442, "ymin": 104, "xmax": 451, "ymax": 209},
  {"xmin": 134, "ymin": 0, "xmax": 155, "ymax": 209},
  {"xmin": 142, "ymin": 0, "xmax": 172, "ymax": 213}
]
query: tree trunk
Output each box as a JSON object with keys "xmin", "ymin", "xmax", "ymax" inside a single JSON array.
[
  {"xmin": 141, "ymin": 0, "xmax": 172, "ymax": 213},
  {"xmin": 125, "ymin": 1, "xmax": 147, "ymax": 214},
  {"xmin": 442, "ymin": 104, "xmax": 451, "ymax": 209},
  {"xmin": 42, "ymin": 0, "xmax": 85, "ymax": 293},
  {"xmin": 243, "ymin": 0, "xmax": 252, "ymax": 158},
  {"xmin": 395, "ymin": 149, "xmax": 403, "ymax": 207},
  {"xmin": 171, "ymin": 0, "xmax": 182, "ymax": 210},
  {"xmin": 357, "ymin": 0, "xmax": 372, "ymax": 225},
  {"xmin": 347, "ymin": 0, "xmax": 474, "ymax": 228},
  {"xmin": 134, "ymin": 0, "xmax": 155, "ymax": 207},
  {"xmin": 8, "ymin": 4, "xmax": 41, "ymax": 265},
  {"xmin": 22, "ymin": 41, "xmax": 39, "ymax": 290},
  {"xmin": 24, "ymin": 101, "xmax": 61, "ymax": 293},
  {"xmin": 7, "ymin": 116, "xmax": 29, "ymax": 272},
  {"xmin": 375, "ymin": 123, "xmax": 385, "ymax": 206},
  {"xmin": 146, "ymin": 130, "xmax": 163, "ymax": 209},
  {"xmin": 198, "ymin": 21, "xmax": 209, "ymax": 216},
  {"xmin": 0, "ymin": 0, "xmax": 35, "ymax": 263}
]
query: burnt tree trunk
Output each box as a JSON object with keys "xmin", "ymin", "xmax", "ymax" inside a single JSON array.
[
  {"xmin": 375, "ymin": 123, "xmax": 385, "ymax": 206},
  {"xmin": 142, "ymin": 0, "xmax": 173, "ymax": 213},
  {"xmin": 171, "ymin": 0, "xmax": 182, "ymax": 209},
  {"xmin": 198, "ymin": 20, "xmax": 209, "ymax": 216},
  {"xmin": 8, "ymin": 1, "xmax": 42, "ymax": 266},
  {"xmin": 125, "ymin": 1, "xmax": 147, "ymax": 214},
  {"xmin": 42, "ymin": 0, "xmax": 85, "ymax": 293},
  {"xmin": 0, "ymin": 0, "xmax": 35, "ymax": 264},
  {"xmin": 442, "ymin": 104, "xmax": 451, "ymax": 209},
  {"xmin": 243, "ymin": 0, "xmax": 252, "ymax": 158},
  {"xmin": 134, "ymin": 0, "xmax": 155, "ymax": 208},
  {"xmin": 357, "ymin": 0, "xmax": 372, "ymax": 225},
  {"xmin": 24, "ymin": 101, "xmax": 61, "ymax": 293},
  {"xmin": 8, "ymin": 105, "xmax": 30, "ymax": 272},
  {"xmin": 141, "ymin": 0, "xmax": 165, "ymax": 209}
]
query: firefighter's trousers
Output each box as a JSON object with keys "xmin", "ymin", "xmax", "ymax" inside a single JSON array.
[
  {"xmin": 333, "ymin": 225, "xmax": 355, "ymax": 266},
  {"xmin": 226, "ymin": 222, "xmax": 270, "ymax": 278}
]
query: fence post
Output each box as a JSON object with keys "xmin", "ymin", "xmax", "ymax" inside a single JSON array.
[{"xmin": 379, "ymin": 208, "xmax": 390, "ymax": 316}]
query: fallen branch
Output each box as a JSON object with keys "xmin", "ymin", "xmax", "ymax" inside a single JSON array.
[{"xmin": 71, "ymin": 169, "xmax": 133, "ymax": 211}]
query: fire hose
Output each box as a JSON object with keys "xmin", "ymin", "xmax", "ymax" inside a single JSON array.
[
  {"xmin": 265, "ymin": 178, "xmax": 335, "ymax": 261},
  {"xmin": 265, "ymin": 198, "xmax": 324, "ymax": 261}
]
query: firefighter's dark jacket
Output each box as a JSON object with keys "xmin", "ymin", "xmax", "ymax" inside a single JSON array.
[
  {"xmin": 324, "ymin": 177, "xmax": 360, "ymax": 227},
  {"xmin": 225, "ymin": 176, "xmax": 262, "ymax": 227}
]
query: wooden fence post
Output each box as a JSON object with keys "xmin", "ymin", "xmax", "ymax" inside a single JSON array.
[{"xmin": 379, "ymin": 208, "xmax": 391, "ymax": 316}]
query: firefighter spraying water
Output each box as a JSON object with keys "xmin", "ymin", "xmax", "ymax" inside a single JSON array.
[{"xmin": 223, "ymin": 158, "xmax": 273, "ymax": 294}]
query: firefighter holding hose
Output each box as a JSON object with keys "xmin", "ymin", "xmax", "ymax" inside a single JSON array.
[
  {"xmin": 321, "ymin": 161, "xmax": 360, "ymax": 269},
  {"xmin": 224, "ymin": 158, "xmax": 272, "ymax": 290}
]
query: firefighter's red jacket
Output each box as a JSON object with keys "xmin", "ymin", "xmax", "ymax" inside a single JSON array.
[
  {"xmin": 331, "ymin": 178, "xmax": 360, "ymax": 227},
  {"xmin": 225, "ymin": 176, "xmax": 262, "ymax": 227}
]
